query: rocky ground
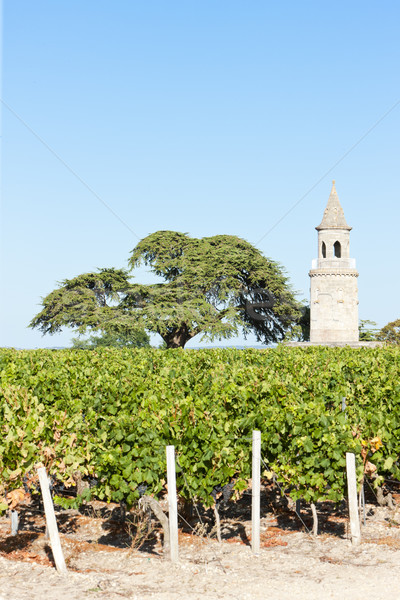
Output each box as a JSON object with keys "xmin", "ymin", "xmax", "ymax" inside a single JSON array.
[{"xmin": 1, "ymin": 486, "xmax": 400, "ymax": 600}]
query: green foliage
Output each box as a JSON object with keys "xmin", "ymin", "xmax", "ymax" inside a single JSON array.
[
  {"xmin": 71, "ymin": 329, "xmax": 150, "ymax": 349},
  {"xmin": 30, "ymin": 268, "xmax": 133, "ymax": 335},
  {"xmin": 284, "ymin": 305, "xmax": 310, "ymax": 341},
  {"xmin": 30, "ymin": 232, "xmax": 302, "ymax": 348},
  {"xmin": 1, "ymin": 346, "xmax": 399, "ymax": 508},
  {"xmin": 53, "ymin": 488, "xmax": 92, "ymax": 510},
  {"xmin": 0, "ymin": 383, "xmax": 94, "ymax": 500},
  {"xmin": 29, "ymin": 267, "xmax": 149, "ymax": 348},
  {"xmin": 359, "ymin": 320, "xmax": 379, "ymax": 341},
  {"xmin": 377, "ymin": 319, "xmax": 400, "ymax": 345}
]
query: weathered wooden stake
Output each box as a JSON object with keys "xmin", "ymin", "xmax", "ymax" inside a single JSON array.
[
  {"xmin": 166, "ymin": 445, "xmax": 179, "ymax": 563},
  {"xmin": 252, "ymin": 430, "xmax": 261, "ymax": 555},
  {"xmin": 10, "ymin": 510, "xmax": 19, "ymax": 536},
  {"xmin": 37, "ymin": 466, "xmax": 68, "ymax": 574},
  {"xmin": 359, "ymin": 482, "xmax": 366, "ymax": 526},
  {"xmin": 346, "ymin": 452, "xmax": 361, "ymax": 546},
  {"xmin": 213, "ymin": 504, "xmax": 222, "ymax": 543},
  {"xmin": 311, "ymin": 502, "xmax": 318, "ymax": 536}
]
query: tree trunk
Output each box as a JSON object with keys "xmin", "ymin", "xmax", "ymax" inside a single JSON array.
[{"xmin": 163, "ymin": 325, "xmax": 196, "ymax": 348}]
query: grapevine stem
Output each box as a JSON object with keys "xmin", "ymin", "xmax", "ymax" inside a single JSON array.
[
  {"xmin": 139, "ymin": 496, "xmax": 170, "ymax": 553},
  {"xmin": 213, "ymin": 504, "xmax": 222, "ymax": 543}
]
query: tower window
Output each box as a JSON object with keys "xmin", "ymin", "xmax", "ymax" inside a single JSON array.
[
  {"xmin": 322, "ymin": 242, "xmax": 326, "ymax": 258},
  {"xmin": 334, "ymin": 241, "xmax": 341, "ymax": 258}
]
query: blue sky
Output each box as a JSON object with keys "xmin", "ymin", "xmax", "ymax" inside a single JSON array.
[{"xmin": 1, "ymin": 1, "xmax": 399, "ymax": 348}]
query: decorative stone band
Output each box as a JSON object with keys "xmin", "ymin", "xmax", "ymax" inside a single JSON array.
[{"xmin": 309, "ymin": 271, "xmax": 359, "ymax": 278}]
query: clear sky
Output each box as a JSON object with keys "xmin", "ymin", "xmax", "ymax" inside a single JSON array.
[{"xmin": 1, "ymin": 1, "xmax": 399, "ymax": 349}]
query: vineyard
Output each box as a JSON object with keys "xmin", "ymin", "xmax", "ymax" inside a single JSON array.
[{"xmin": 1, "ymin": 345, "xmax": 400, "ymax": 515}]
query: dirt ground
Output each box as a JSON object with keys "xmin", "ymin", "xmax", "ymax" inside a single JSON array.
[{"xmin": 1, "ymin": 487, "xmax": 400, "ymax": 600}]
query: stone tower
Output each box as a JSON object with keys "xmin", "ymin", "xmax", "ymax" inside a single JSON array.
[{"xmin": 309, "ymin": 182, "xmax": 359, "ymax": 343}]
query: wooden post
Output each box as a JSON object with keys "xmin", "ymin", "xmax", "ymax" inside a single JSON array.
[
  {"xmin": 213, "ymin": 504, "xmax": 222, "ymax": 543},
  {"xmin": 166, "ymin": 445, "xmax": 179, "ymax": 563},
  {"xmin": 311, "ymin": 503, "xmax": 318, "ymax": 536},
  {"xmin": 346, "ymin": 452, "xmax": 361, "ymax": 546},
  {"xmin": 37, "ymin": 467, "xmax": 68, "ymax": 574},
  {"xmin": 359, "ymin": 482, "xmax": 366, "ymax": 526},
  {"xmin": 10, "ymin": 510, "xmax": 19, "ymax": 536},
  {"xmin": 252, "ymin": 430, "xmax": 261, "ymax": 555}
]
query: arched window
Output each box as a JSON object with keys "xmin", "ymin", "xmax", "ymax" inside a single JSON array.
[
  {"xmin": 321, "ymin": 241, "xmax": 326, "ymax": 258},
  {"xmin": 334, "ymin": 241, "xmax": 341, "ymax": 258}
]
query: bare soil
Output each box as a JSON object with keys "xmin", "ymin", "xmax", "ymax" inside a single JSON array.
[{"xmin": 1, "ymin": 486, "xmax": 400, "ymax": 600}]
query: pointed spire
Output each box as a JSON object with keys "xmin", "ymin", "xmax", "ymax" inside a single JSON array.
[{"xmin": 316, "ymin": 181, "xmax": 352, "ymax": 231}]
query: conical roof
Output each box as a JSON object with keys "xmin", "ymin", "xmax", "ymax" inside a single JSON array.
[{"xmin": 316, "ymin": 181, "xmax": 352, "ymax": 231}]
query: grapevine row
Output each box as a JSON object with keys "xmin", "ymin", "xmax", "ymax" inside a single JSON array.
[{"xmin": 0, "ymin": 346, "xmax": 399, "ymax": 510}]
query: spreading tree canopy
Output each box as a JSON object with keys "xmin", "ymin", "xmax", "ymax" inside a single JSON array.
[
  {"xmin": 30, "ymin": 268, "xmax": 147, "ymax": 344},
  {"xmin": 30, "ymin": 231, "xmax": 302, "ymax": 348},
  {"xmin": 377, "ymin": 319, "xmax": 400, "ymax": 345},
  {"xmin": 359, "ymin": 319, "xmax": 379, "ymax": 341}
]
